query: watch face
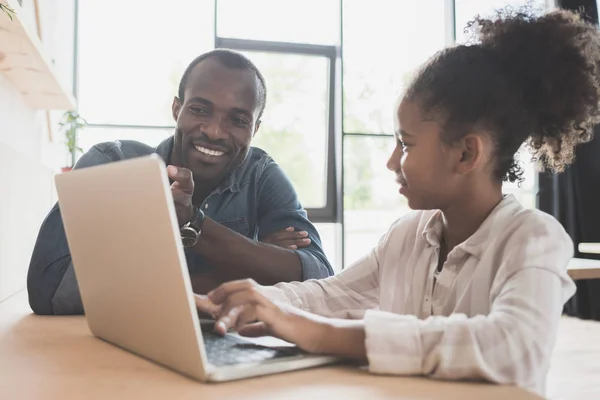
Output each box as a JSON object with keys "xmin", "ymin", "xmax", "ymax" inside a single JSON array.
[{"xmin": 181, "ymin": 226, "xmax": 199, "ymax": 247}]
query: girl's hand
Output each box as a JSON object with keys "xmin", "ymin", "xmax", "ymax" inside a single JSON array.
[{"xmin": 194, "ymin": 279, "xmax": 329, "ymax": 353}]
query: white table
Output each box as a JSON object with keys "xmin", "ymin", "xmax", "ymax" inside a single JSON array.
[
  {"xmin": 568, "ymin": 258, "xmax": 600, "ymax": 280},
  {"xmin": 578, "ymin": 242, "xmax": 600, "ymax": 255}
]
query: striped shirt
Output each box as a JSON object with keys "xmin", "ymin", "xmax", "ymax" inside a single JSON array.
[{"xmin": 266, "ymin": 195, "xmax": 576, "ymax": 396}]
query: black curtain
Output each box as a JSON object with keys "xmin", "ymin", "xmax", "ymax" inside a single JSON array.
[{"xmin": 538, "ymin": 0, "xmax": 600, "ymax": 320}]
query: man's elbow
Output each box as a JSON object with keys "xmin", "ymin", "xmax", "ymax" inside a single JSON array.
[
  {"xmin": 26, "ymin": 274, "xmax": 55, "ymax": 315},
  {"xmin": 295, "ymin": 250, "xmax": 334, "ymax": 280},
  {"xmin": 26, "ymin": 261, "xmax": 84, "ymax": 315}
]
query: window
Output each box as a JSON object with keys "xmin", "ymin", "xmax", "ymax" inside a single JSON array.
[
  {"xmin": 77, "ymin": 0, "xmax": 214, "ymax": 127},
  {"xmin": 214, "ymin": 29, "xmax": 338, "ymax": 221},
  {"xmin": 313, "ymin": 223, "xmax": 342, "ymax": 272},
  {"xmin": 217, "ymin": 0, "xmax": 340, "ymax": 45},
  {"xmin": 75, "ymin": 0, "xmax": 546, "ymax": 271},
  {"xmin": 502, "ymin": 148, "xmax": 538, "ymax": 209},
  {"xmin": 342, "ymin": 0, "xmax": 449, "ymax": 266},
  {"xmin": 454, "ymin": 0, "xmax": 547, "ymax": 43},
  {"xmin": 343, "ymin": 0, "xmax": 449, "ymax": 135},
  {"xmin": 242, "ymin": 52, "xmax": 330, "ymax": 209},
  {"xmin": 343, "ymin": 136, "xmax": 410, "ymax": 266}
]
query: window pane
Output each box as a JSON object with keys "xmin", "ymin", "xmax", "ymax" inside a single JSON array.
[
  {"xmin": 455, "ymin": 0, "xmax": 547, "ymax": 43},
  {"xmin": 78, "ymin": 0, "xmax": 214, "ymax": 126},
  {"xmin": 343, "ymin": 0, "xmax": 448, "ymax": 134},
  {"xmin": 217, "ymin": 0, "xmax": 340, "ymax": 45},
  {"xmin": 343, "ymin": 136, "xmax": 410, "ymax": 267},
  {"xmin": 313, "ymin": 223, "xmax": 342, "ymax": 273},
  {"xmin": 243, "ymin": 52, "xmax": 329, "ymax": 209},
  {"xmin": 503, "ymin": 147, "xmax": 538, "ymax": 209},
  {"xmin": 78, "ymin": 127, "xmax": 172, "ymax": 155}
]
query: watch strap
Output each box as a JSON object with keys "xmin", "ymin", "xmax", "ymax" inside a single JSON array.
[
  {"xmin": 188, "ymin": 206, "xmax": 205, "ymax": 232},
  {"xmin": 180, "ymin": 207, "xmax": 205, "ymax": 248}
]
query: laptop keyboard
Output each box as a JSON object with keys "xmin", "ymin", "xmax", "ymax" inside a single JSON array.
[{"xmin": 202, "ymin": 331, "xmax": 303, "ymax": 367}]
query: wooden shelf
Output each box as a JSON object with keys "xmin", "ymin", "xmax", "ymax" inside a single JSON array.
[{"xmin": 0, "ymin": 0, "xmax": 75, "ymax": 110}]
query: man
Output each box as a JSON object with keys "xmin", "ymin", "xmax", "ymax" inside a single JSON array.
[{"xmin": 27, "ymin": 49, "xmax": 333, "ymax": 315}]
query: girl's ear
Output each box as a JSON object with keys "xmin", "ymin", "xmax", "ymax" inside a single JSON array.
[{"xmin": 455, "ymin": 134, "xmax": 485, "ymax": 175}]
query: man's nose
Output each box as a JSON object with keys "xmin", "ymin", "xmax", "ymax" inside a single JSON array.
[{"xmin": 203, "ymin": 116, "xmax": 227, "ymax": 140}]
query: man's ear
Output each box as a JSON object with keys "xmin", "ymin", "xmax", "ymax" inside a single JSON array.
[
  {"xmin": 253, "ymin": 120, "xmax": 261, "ymax": 137},
  {"xmin": 455, "ymin": 134, "xmax": 485, "ymax": 175},
  {"xmin": 172, "ymin": 97, "xmax": 182, "ymax": 122}
]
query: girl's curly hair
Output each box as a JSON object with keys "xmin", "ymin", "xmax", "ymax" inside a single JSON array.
[{"xmin": 404, "ymin": 6, "xmax": 600, "ymax": 182}]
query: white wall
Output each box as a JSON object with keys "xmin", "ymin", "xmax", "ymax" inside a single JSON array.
[{"xmin": 0, "ymin": 0, "xmax": 74, "ymax": 302}]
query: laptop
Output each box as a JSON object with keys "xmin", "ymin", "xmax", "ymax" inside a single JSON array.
[{"xmin": 54, "ymin": 153, "xmax": 339, "ymax": 382}]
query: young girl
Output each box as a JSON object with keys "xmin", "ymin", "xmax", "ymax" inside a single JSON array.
[{"xmin": 195, "ymin": 8, "xmax": 600, "ymax": 395}]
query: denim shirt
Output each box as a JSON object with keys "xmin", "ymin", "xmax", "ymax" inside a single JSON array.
[{"xmin": 27, "ymin": 137, "xmax": 333, "ymax": 315}]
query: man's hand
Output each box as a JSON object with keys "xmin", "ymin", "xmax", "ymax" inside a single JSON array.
[
  {"xmin": 167, "ymin": 165, "xmax": 195, "ymax": 226},
  {"xmin": 194, "ymin": 279, "xmax": 328, "ymax": 354},
  {"xmin": 261, "ymin": 227, "xmax": 311, "ymax": 250}
]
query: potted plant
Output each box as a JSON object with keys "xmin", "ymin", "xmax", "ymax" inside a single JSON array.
[
  {"xmin": 59, "ymin": 110, "xmax": 87, "ymax": 173},
  {"xmin": 0, "ymin": 3, "xmax": 16, "ymax": 20}
]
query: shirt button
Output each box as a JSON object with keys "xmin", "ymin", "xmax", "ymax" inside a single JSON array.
[
  {"xmin": 204, "ymin": 204, "xmax": 209, "ymax": 209},
  {"xmin": 424, "ymin": 296, "xmax": 430, "ymax": 302}
]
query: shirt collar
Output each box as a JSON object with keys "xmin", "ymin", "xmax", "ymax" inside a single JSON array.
[
  {"xmin": 154, "ymin": 136, "xmax": 249, "ymax": 195},
  {"xmin": 421, "ymin": 194, "xmax": 523, "ymax": 258}
]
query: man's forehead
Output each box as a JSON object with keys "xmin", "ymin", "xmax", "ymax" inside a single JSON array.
[{"xmin": 185, "ymin": 59, "xmax": 260, "ymax": 105}]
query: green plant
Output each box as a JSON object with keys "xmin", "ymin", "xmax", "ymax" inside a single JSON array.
[
  {"xmin": 0, "ymin": 3, "xmax": 16, "ymax": 20},
  {"xmin": 59, "ymin": 110, "xmax": 87, "ymax": 168}
]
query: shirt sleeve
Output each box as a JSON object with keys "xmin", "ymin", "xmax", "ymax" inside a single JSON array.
[
  {"xmin": 362, "ymin": 218, "xmax": 576, "ymax": 391},
  {"xmin": 262, "ymin": 221, "xmax": 402, "ymax": 319},
  {"xmin": 256, "ymin": 161, "xmax": 333, "ymax": 280}
]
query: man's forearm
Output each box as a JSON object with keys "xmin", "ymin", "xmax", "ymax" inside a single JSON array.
[
  {"xmin": 193, "ymin": 218, "xmax": 303, "ymax": 285},
  {"xmin": 190, "ymin": 270, "xmax": 226, "ymax": 294}
]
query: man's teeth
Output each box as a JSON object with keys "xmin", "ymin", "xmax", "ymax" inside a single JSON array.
[{"xmin": 195, "ymin": 145, "xmax": 225, "ymax": 156}]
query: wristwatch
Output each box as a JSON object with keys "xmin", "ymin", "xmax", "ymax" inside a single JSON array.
[{"xmin": 180, "ymin": 206, "xmax": 205, "ymax": 248}]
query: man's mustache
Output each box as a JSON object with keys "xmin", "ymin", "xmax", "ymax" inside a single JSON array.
[{"xmin": 188, "ymin": 133, "xmax": 232, "ymax": 153}]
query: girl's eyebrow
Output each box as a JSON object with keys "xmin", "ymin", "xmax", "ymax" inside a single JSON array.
[{"xmin": 396, "ymin": 129, "xmax": 413, "ymax": 137}]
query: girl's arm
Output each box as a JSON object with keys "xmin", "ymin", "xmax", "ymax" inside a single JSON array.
[{"xmin": 356, "ymin": 221, "xmax": 575, "ymax": 392}]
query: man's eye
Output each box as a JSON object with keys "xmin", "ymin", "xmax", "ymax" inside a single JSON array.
[
  {"xmin": 232, "ymin": 117, "xmax": 249, "ymax": 126},
  {"xmin": 190, "ymin": 107, "xmax": 208, "ymax": 115}
]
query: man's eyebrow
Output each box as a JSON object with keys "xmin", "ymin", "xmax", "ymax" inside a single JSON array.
[
  {"xmin": 187, "ymin": 96, "xmax": 213, "ymax": 106},
  {"xmin": 231, "ymin": 108, "xmax": 253, "ymax": 119},
  {"xmin": 187, "ymin": 98, "xmax": 253, "ymax": 119}
]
